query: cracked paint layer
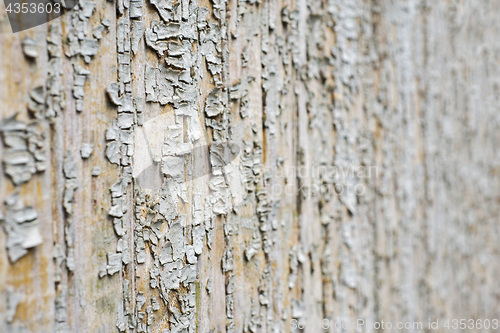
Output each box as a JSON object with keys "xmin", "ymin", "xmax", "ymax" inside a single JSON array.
[{"xmin": 1, "ymin": 0, "xmax": 500, "ymax": 332}]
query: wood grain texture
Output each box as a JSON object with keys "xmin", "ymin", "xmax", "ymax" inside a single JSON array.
[{"xmin": 0, "ymin": 0, "xmax": 499, "ymax": 332}]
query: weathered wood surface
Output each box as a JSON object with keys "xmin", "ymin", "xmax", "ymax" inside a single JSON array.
[{"xmin": 0, "ymin": 0, "xmax": 499, "ymax": 332}]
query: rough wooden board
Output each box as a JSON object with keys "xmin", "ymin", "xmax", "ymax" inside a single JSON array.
[{"xmin": 0, "ymin": 0, "xmax": 499, "ymax": 332}]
